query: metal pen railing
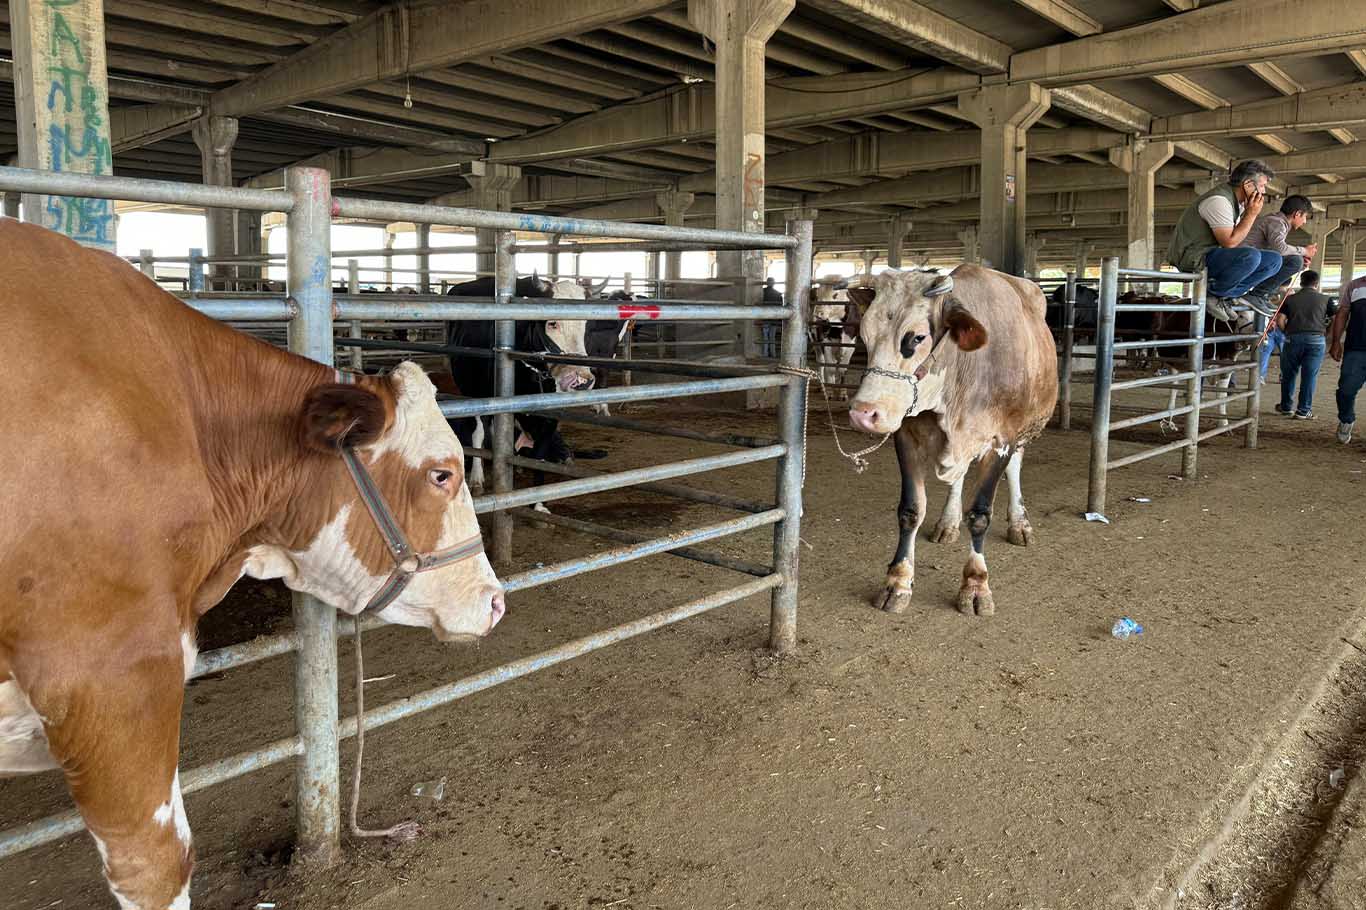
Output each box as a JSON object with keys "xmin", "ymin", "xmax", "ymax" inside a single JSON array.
[
  {"xmin": 0, "ymin": 164, "xmax": 813, "ymax": 870},
  {"xmin": 1086, "ymin": 257, "xmax": 1262, "ymax": 515}
]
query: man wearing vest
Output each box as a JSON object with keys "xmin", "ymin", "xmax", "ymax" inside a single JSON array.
[
  {"xmin": 1167, "ymin": 160, "xmax": 1282, "ymax": 320},
  {"xmin": 1329, "ymin": 272, "xmax": 1366, "ymax": 444}
]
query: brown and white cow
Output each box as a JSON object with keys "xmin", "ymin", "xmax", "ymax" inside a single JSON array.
[
  {"xmin": 848, "ymin": 266, "xmax": 1058, "ymax": 616},
  {"xmin": 0, "ymin": 220, "xmax": 504, "ymax": 909}
]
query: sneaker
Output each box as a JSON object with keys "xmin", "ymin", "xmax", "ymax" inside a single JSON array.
[
  {"xmin": 1274, "ymin": 404, "xmax": 1292, "ymax": 416},
  {"xmin": 1339, "ymin": 421, "xmax": 1356, "ymax": 444},
  {"xmin": 1241, "ymin": 295, "xmax": 1280, "ymax": 319},
  {"xmin": 1294, "ymin": 411, "xmax": 1314, "ymax": 420},
  {"xmin": 1206, "ymin": 296, "xmax": 1237, "ymax": 320}
]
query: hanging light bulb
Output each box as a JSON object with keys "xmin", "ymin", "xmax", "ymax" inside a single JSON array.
[{"xmin": 403, "ymin": 75, "xmax": 413, "ymax": 109}]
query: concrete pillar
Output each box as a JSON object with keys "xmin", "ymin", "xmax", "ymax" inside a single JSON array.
[
  {"xmin": 415, "ymin": 223, "xmax": 431, "ymax": 292},
  {"xmin": 957, "ymin": 83, "xmax": 1051, "ymax": 274},
  {"xmin": 887, "ymin": 214, "xmax": 909, "ymax": 269},
  {"xmin": 1307, "ymin": 217, "xmax": 1340, "ymax": 273},
  {"xmin": 1109, "ymin": 139, "xmax": 1175, "ymax": 270},
  {"xmin": 1074, "ymin": 242, "xmax": 1094, "ymax": 280},
  {"xmin": 11, "ymin": 0, "xmax": 115, "ymax": 249},
  {"xmin": 466, "ymin": 161, "xmax": 522, "ymax": 280},
  {"xmin": 382, "ymin": 228, "xmax": 395, "ymax": 288},
  {"xmin": 656, "ymin": 189, "xmax": 696, "ymax": 281},
  {"xmin": 959, "ymin": 224, "xmax": 980, "ymax": 264},
  {"xmin": 861, "ymin": 249, "xmax": 877, "ymax": 277},
  {"xmin": 1343, "ymin": 226, "xmax": 1360, "ymax": 286},
  {"xmin": 688, "ymin": 0, "xmax": 795, "ymax": 282},
  {"xmin": 1022, "ymin": 233, "xmax": 1043, "ymax": 277},
  {"xmin": 192, "ymin": 115, "xmax": 239, "ymax": 287},
  {"xmin": 2, "ymin": 193, "xmax": 18, "ymax": 219}
]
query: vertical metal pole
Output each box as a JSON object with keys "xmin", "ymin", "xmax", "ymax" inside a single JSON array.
[
  {"xmin": 285, "ymin": 166, "xmax": 339, "ymax": 867},
  {"xmin": 490, "ymin": 230, "xmax": 517, "ymax": 566},
  {"xmin": 1246, "ymin": 312, "xmax": 1265, "ymax": 448},
  {"xmin": 548, "ymin": 233, "xmax": 562, "ymax": 282},
  {"xmin": 188, "ymin": 247, "xmax": 205, "ymax": 293},
  {"xmin": 771, "ymin": 220, "xmax": 812, "ymax": 653},
  {"xmin": 1087, "ymin": 257, "xmax": 1119, "ymax": 515},
  {"xmin": 1183, "ymin": 271, "xmax": 1208, "ymax": 479},
  {"xmin": 347, "ymin": 259, "xmax": 363, "ymax": 372},
  {"xmin": 139, "ymin": 247, "xmax": 155, "ymax": 279},
  {"xmin": 417, "ymin": 223, "xmax": 431, "ymax": 293},
  {"xmin": 623, "ymin": 321, "xmax": 634, "ymax": 388},
  {"xmin": 1060, "ymin": 269, "xmax": 1076, "ymax": 431}
]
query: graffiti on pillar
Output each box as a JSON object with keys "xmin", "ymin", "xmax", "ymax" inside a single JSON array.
[
  {"xmin": 743, "ymin": 152, "xmax": 764, "ymax": 226},
  {"xmin": 41, "ymin": 0, "xmax": 114, "ymax": 245}
]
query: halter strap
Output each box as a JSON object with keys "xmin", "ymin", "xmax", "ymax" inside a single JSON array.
[{"xmin": 332, "ymin": 369, "xmax": 485, "ymax": 615}]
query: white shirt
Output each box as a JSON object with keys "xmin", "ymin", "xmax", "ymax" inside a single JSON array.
[{"xmin": 1197, "ymin": 193, "xmax": 1243, "ymax": 231}]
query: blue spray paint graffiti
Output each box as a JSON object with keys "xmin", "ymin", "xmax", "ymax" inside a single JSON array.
[{"xmin": 41, "ymin": 2, "xmax": 114, "ymax": 246}]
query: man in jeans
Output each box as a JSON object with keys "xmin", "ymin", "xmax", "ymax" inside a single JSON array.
[
  {"xmin": 1330, "ymin": 272, "xmax": 1366, "ymax": 443},
  {"xmin": 1167, "ymin": 160, "xmax": 1281, "ymax": 319},
  {"xmin": 1244, "ymin": 194, "xmax": 1318, "ymax": 306},
  {"xmin": 1275, "ymin": 270, "xmax": 1332, "ymax": 419}
]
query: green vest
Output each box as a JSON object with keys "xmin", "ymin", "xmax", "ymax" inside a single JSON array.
[{"xmin": 1166, "ymin": 183, "xmax": 1240, "ymax": 273}]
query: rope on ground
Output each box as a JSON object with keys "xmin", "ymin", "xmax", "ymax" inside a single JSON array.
[{"xmin": 349, "ymin": 620, "xmax": 422, "ymax": 843}]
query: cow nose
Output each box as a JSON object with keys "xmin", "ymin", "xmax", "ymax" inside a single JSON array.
[
  {"xmin": 849, "ymin": 402, "xmax": 882, "ymax": 433},
  {"xmin": 487, "ymin": 588, "xmax": 506, "ymax": 631}
]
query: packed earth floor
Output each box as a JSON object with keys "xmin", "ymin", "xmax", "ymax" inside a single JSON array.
[{"xmin": 3, "ymin": 363, "xmax": 1366, "ymax": 910}]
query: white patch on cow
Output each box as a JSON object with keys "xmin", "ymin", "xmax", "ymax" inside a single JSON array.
[
  {"xmin": 244, "ymin": 505, "xmax": 381, "ymax": 613},
  {"xmin": 180, "ymin": 632, "xmax": 197, "ymax": 682},
  {"xmin": 468, "ymin": 417, "xmax": 486, "ymax": 492},
  {"xmin": 0, "ymin": 681, "xmax": 56, "ymax": 775},
  {"xmin": 169, "ymin": 879, "xmax": 191, "ymax": 910},
  {"xmin": 367, "ymin": 362, "xmax": 463, "ymax": 469},
  {"xmin": 1005, "ymin": 449, "xmax": 1026, "ymax": 524},
  {"xmin": 544, "ymin": 281, "xmax": 593, "ymax": 391},
  {"xmin": 153, "ymin": 770, "xmax": 191, "ymax": 847}
]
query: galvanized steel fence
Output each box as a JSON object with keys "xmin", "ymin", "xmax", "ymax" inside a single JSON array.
[{"xmin": 0, "ymin": 164, "xmax": 814, "ymax": 867}]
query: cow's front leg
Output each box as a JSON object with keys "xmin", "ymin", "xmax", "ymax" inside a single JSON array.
[
  {"xmin": 876, "ymin": 428, "xmax": 927, "ymax": 614},
  {"xmin": 958, "ymin": 447, "xmax": 1012, "ymax": 616},
  {"xmin": 928, "ymin": 473, "xmax": 964, "ymax": 543},
  {"xmin": 1004, "ymin": 448, "xmax": 1034, "ymax": 546},
  {"xmin": 468, "ymin": 417, "xmax": 486, "ymax": 493},
  {"xmin": 38, "ymin": 652, "xmax": 193, "ymax": 909}
]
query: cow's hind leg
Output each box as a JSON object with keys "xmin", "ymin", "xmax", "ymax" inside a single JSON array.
[
  {"xmin": 36, "ymin": 653, "xmax": 193, "ymax": 909},
  {"xmin": 958, "ymin": 448, "xmax": 1012, "ymax": 617},
  {"xmin": 1004, "ymin": 448, "xmax": 1034, "ymax": 546},
  {"xmin": 928, "ymin": 473, "xmax": 963, "ymax": 544},
  {"xmin": 876, "ymin": 428, "xmax": 927, "ymax": 614}
]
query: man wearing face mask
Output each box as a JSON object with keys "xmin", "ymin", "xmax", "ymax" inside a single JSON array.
[{"xmin": 1167, "ymin": 160, "xmax": 1282, "ymax": 320}]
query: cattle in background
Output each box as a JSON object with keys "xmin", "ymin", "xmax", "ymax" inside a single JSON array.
[
  {"xmin": 585, "ymin": 289, "xmax": 637, "ymax": 416},
  {"xmin": 444, "ymin": 276, "xmax": 593, "ymax": 501},
  {"xmin": 848, "ymin": 266, "xmax": 1058, "ymax": 617},
  {"xmin": 1047, "ymin": 283, "xmax": 1099, "ymax": 342},
  {"xmin": 0, "ymin": 220, "xmax": 503, "ymax": 910},
  {"xmin": 810, "ymin": 279, "xmax": 861, "ymax": 398}
]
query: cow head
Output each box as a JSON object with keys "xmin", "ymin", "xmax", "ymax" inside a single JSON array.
[
  {"xmin": 249, "ymin": 362, "xmax": 504, "ymax": 641},
  {"xmin": 544, "ymin": 279, "xmax": 596, "ymax": 392},
  {"xmin": 848, "ymin": 269, "xmax": 987, "ymax": 435}
]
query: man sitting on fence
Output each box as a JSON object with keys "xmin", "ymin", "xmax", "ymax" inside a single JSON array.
[
  {"xmin": 1167, "ymin": 160, "xmax": 1282, "ymax": 321},
  {"xmin": 1244, "ymin": 194, "xmax": 1317, "ymax": 301},
  {"xmin": 1273, "ymin": 270, "xmax": 1333, "ymax": 420}
]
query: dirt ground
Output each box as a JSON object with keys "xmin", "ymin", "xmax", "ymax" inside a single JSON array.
[{"xmin": 4, "ymin": 357, "xmax": 1366, "ymax": 910}]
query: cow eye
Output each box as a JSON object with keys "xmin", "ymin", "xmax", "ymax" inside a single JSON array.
[
  {"xmin": 429, "ymin": 468, "xmax": 455, "ymax": 489},
  {"xmin": 900, "ymin": 332, "xmax": 927, "ymax": 358},
  {"xmin": 546, "ymin": 321, "xmax": 559, "ymax": 330}
]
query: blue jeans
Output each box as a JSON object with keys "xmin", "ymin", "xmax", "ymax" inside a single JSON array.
[
  {"xmin": 1205, "ymin": 247, "xmax": 1283, "ymax": 299},
  {"xmin": 1259, "ymin": 325, "xmax": 1285, "ymax": 380},
  {"xmin": 760, "ymin": 322, "xmax": 780, "ymax": 358},
  {"xmin": 1280, "ymin": 334, "xmax": 1325, "ymax": 416},
  {"xmin": 1338, "ymin": 350, "xmax": 1366, "ymax": 424}
]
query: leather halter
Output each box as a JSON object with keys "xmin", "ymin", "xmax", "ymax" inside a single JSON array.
[{"xmin": 333, "ymin": 370, "xmax": 485, "ymax": 615}]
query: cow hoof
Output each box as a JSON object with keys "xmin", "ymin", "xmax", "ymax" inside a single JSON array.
[
  {"xmin": 956, "ymin": 588, "xmax": 995, "ymax": 616},
  {"xmin": 875, "ymin": 587, "xmax": 913, "ymax": 614},
  {"xmin": 1007, "ymin": 522, "xmax": 1034, "ymax": 547},
  {"xmin": 928, "ymin": 522, "xmax": 960, "ymax": 544}
]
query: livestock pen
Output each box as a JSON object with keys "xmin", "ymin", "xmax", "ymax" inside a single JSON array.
[{"xmin": 0, "ymin": 164, "xmax": 814, "ymax": 869}]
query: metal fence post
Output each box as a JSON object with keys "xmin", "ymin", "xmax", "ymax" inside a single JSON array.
[
  {"xmin": 1060, "ymin": 269, "xmax": 1076, "ymax": 431},
  {"xmin": 1087, "ymin": 257, "xmax": 1119, "ymax": 515},
  {"xmin": 1183, "ymin": 271, "xmax": 1208, "ymax": 479},
  {"xmin": 188, "ymin": 247, "xmax": 205, "ymax": 293},
  {"xmin": 284, "ymin": 166, "xmax": 340, "ymax": 867},
  {"xmin": 139, "ymin": 247, "xmax": 155, "ymax": 279},
  {"xmin": 771, "ymin": 219, "xmax": 812, "ymax": 653},
  {"xmin": 1247, "ymin": 311, "xmax": 1265, "ymax": 448},
  {"xmin": 490, "ymin": 229, "xmax": 517, "ymax": 565},
  {"xmin": 347, "ymin": 258, "xmax": 363, "ymax": 372}
]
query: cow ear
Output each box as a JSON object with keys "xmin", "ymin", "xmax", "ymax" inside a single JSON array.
[
  {"xmin": 846, "ymin": 286, "xmax": 875, "ymax": 309},
  {"xmin": 944, "ymin": 301, "xmax": 987, "ymax": 352},
  {"xmin": 301, "ymin": 384, "xmax": 388, "ymax": 452},
  {"xmin": 924, "ymin": 274, "xmax": 954, "ymax": 298}
]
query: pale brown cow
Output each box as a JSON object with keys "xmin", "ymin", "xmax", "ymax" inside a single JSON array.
[
  {"xmin": 0, "ymin": 221, "xmax": 504, "ymax": 909},
  {"xmin": 848, "ymin": 266, "xmax": 1058, "ymax": 616}
]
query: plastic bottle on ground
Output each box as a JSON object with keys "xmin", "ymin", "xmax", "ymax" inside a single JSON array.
[{"xmin": 1111, "ymin": 617, "xmax": 1143, "ymax": 640}]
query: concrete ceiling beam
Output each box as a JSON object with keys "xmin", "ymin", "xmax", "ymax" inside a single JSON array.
[
  {"xmin": 1011, "ymin": 0, "xmax": 1366, "ymax": 86},
  {"xmin": 798, "ymin": 0, "xmax": 1011, "ymax": 73},
  {"xmin": 1149, "ymin": 81, "xmax": 1366, "ymax": 139},
  {"xmin": 1007, "ymin": 0, "xmax": 1101, "ymax": 36}
]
